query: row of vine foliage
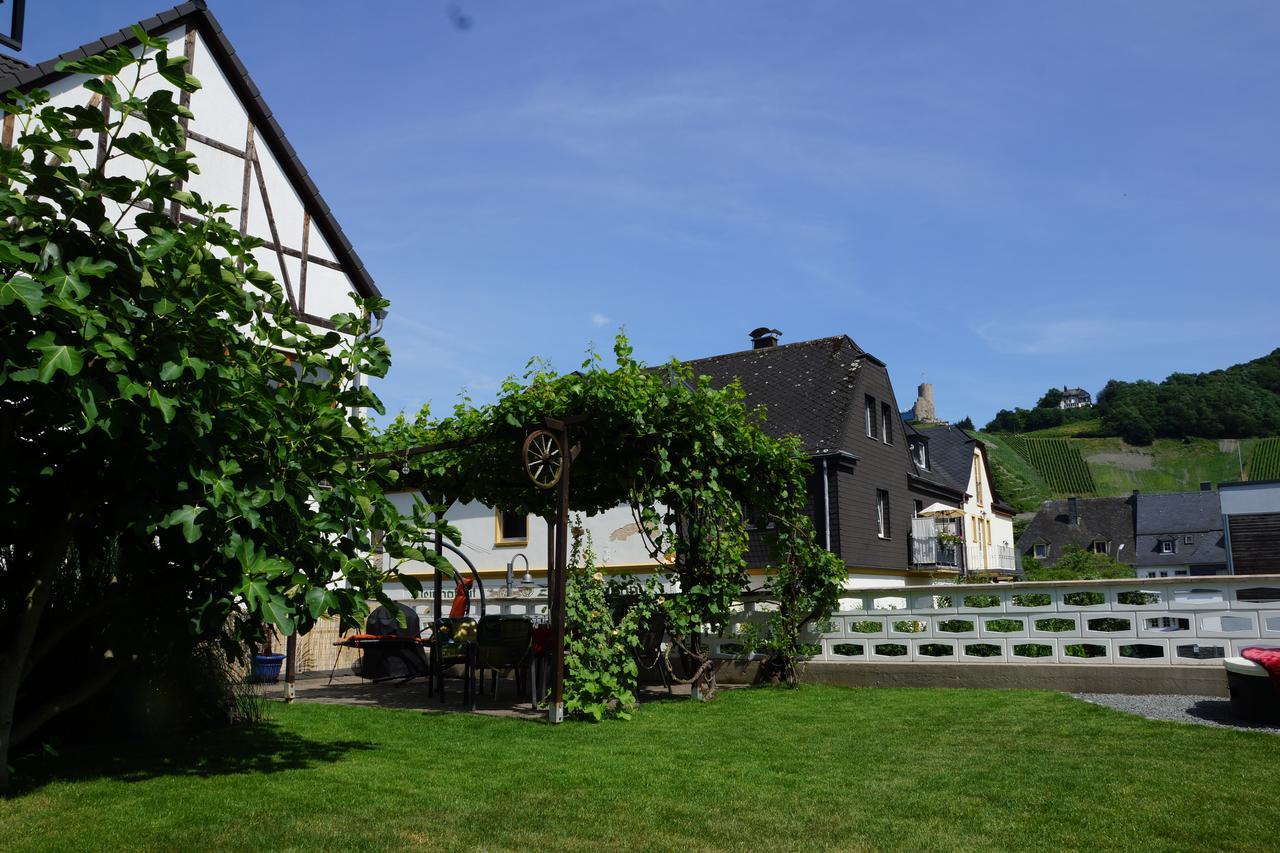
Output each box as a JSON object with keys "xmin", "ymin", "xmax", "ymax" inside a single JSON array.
[
  {"xmin": 0, "ymin": 37, "xmax": 447, "ymax": 791},
  {"xmin": 375, "ymin": 336, "xmax": 847, "ymax": 711}
]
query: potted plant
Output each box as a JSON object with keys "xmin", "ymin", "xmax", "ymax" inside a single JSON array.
[{"xmin": 251, "ymin": 627, "xmax": 286, "ymax": 684}]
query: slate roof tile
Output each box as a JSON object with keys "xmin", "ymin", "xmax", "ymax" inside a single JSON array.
[{"xmin": 684, "ymin": 336, "xmax": 865, "ymax": 455}]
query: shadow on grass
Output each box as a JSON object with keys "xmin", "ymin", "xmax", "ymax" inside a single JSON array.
[{"xmin": 13, "ymin": 721, "xmax": 376, "ymax": 795}]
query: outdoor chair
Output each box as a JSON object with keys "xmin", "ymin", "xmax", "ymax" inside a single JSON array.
[
  {"xmin": 611, "ymin": 602, "xmax": 673, "ymax": 695},
  {"xmin": 636, "ymin": 611, "xmax": 673, "ymax": 694},
  {"xmin": 476, "ymin": 615, "xmax": 533, "ymax": 699},
  {"xmin": 433, "ymin": 616, "xmax": 478, "ymax": 707},
  {"xmin": 333, "ymin": 602, "xmax": 431, "ymax": 684}
]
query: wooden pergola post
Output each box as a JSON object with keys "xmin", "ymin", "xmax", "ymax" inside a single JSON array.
[
  {"xmin": 548, "ymin": 423, "xmax": 572, "ymax": 724},
  {"xmin": 284, "ymin": 631, "xmax": 297, "ymax": 702}
]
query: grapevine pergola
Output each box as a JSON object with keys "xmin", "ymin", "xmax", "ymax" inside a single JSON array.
[
  {"xmin": 362, "ymin": 338, "xmax": 848, "ymax": 721},
  {"xmin": 371, "ymin": 414, "xmax": 594, "ymax": 723}
]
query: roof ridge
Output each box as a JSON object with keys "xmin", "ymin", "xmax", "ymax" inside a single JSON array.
[{"xmin": 685, "ymin": 334, "xmax": 861, "ymax": 366}]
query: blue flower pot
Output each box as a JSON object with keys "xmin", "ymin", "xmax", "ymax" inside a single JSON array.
[{"xmin": 251, "ymin": 653, "xmax": 286, "ymax": 684}]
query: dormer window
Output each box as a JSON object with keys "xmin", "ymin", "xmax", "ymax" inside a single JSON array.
[
  {"xmin": 912, "ymin": 440, "xmax": 929, "ymax": 470},
  {"xmin": 1160, "ymin": 540, "xmax": 1176, "ymax": 555},
  {"xmin": 1089, "ymin": 540, "xmax": 1109, "ymax": 555},
  {"xmin": 1033, "ymin": 543, "xmax": 1049, "ymax": 559}
]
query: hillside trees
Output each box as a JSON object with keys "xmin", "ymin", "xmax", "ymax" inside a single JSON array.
[
  {"xmin": 1036, "ymin": 387, "xmax": 1064, "ymax": 409},
  {"xmin": 985, "ymin": 404, "xmax": 1096, "ymax": 434},
  {"xmin": 0, "ymin": 36, "xmax": 441, "ymax": 791},
  {"xmin": 988, "ymin": 350, "xmax": 1280, "ymax": 440},
  {"xmin": 1096, "ymin": 364, "xmax": 1280, "ymax": 440}
]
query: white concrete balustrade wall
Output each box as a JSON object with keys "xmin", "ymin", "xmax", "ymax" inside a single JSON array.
[{"xmin": 709, "ymin": 575, "xmax": 1280, "ymax": 666}]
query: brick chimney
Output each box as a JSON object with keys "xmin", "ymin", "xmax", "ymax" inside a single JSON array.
[
  {"xmin": 749, "ymin": 327, "xmax": 781, "ymax": 349},
  {"xmin": 1068, "ymin": 496, "xmax": 1079, "ymax": 525}
]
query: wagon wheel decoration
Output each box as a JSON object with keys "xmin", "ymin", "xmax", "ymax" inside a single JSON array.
[{"xmin": 522, "ymin": 429, "xmax": 563, "ymax": 489}]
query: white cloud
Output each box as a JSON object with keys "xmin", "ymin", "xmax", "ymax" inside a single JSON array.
[{"xmin": 591, "ymin": 312, "xmax": 611, "ymax": 327}]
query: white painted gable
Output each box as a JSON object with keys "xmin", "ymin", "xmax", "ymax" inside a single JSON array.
[{"xmin": 9, "ymin": 14, "xmax": 373, "ymax": 334}]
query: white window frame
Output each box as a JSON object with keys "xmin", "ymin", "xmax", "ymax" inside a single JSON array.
[
  {"xmin": 876, "ymin": 489, "xmax": 890, "ymax": 539},
  {"xmin": 1160, "ymin": 540, "xmax": 1175, "ymax": 555},
  {"xmin": 1033, "ymin": 543, "xmax": 1049, "ymax": 559},
  {"xmin": 913, "ymin": 441, "xmax": 928, "ymax": 470}
]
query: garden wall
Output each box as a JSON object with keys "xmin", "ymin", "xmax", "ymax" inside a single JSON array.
[{"xmin": 711, "ymin": 574, "xmax": 1280, "ymax": 695}]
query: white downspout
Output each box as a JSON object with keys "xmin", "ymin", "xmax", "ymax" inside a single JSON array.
[{"xmin": 822, "ymin": 457, "xmax": 831, "ymax": 552}]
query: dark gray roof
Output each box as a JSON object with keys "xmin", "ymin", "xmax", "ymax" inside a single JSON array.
[
  {"xmin": 1017, "ymin": 496, "xmax": 1137, "ymax": 564},
  {"xmin": 911, "ymin": 424, "xmax": 973, "ymax": 493},
  {"xmin": 1136, "ymin": 491, "xmax": 1222, "ymax": 534},
  {"xmin": 0, "ymin": 2, "xmax": 380, "ymax": 304},
  {"xmin": 684, "ymin": 335, "xmax": 867, "ymax": 455},
  {"xmin": 1134, "ymin": 491, "xmax": 1226, "ymax": 568},
  {"xmin": 906, "ymin": 422, "xmax": 1016, "ymax": 513},
  {"xmin": 0, "ymin": 55, "xmax": 29, "ymax": 78},
  {"xmin": 903, "ymin": 422, "xmax": 965, "ymax": 496}
]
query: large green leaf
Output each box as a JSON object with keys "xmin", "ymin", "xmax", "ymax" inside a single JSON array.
[
  {"xmin": 0, "ymin": 241, "xmax": 40, "ymax": 266},
  {"xmin": 70, "ymin": 257, "xmax": 117, "ymax": 278},
  {"xmin": 46, "ymin": 269, "xmax": 89, "ymax": 300},
  {"xmin": 148, "ymin": 388, "xmax": 177, "ymax": 423},
  {"xmin": 27, "ymin": 332, "xmax": 84, "ymax": 382},
  {"xmin": 305, "ymin": 586, "xmax": 331, "ymax": 620},
  {"xmin": 262, "ymin": 595, "xmax": 296, "ymax": 635},
  {"xmin": 0, "ymin": 274, "xmax": 45, "ymax": 314},
  {"xmin": 162, "ymin": 505, "xmax": 205, "ymax": 543}
]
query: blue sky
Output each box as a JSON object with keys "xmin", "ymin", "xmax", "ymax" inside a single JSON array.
[{"xmin": 19, "ymin": 1, "xmax": 1280, "ymax": 424}]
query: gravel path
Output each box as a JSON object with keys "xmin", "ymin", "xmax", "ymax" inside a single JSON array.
[{"xmin": 1073, "ymin": 693, "xmax": 1280, "ymax": 734}]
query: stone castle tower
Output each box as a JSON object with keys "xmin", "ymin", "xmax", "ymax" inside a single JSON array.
[{"xmin": 912, "ymin": 383, "xmax": 941, "ymax": 424}]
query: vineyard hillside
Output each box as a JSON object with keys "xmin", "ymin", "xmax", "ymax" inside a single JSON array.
[
  {"xmin": 975, "ymin": 433, "xmax": 1268, "ymax": 513},
  {"xmin": 1005, "ymin": 437, "xmax": 1096, "ymax": 494},
  {"xmin": 1249, "ymin": 437, "xmax": 1280, "ymax": 480}
]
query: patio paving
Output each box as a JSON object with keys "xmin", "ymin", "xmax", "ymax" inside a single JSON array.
[{"xmin": 263, "ymin": 672, "xmax": 696, "ymax": 720}]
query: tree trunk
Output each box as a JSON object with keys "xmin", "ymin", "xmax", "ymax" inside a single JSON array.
[{"xmin": 0, "ymin": 520, "xmax": 73, "ymax": 795}]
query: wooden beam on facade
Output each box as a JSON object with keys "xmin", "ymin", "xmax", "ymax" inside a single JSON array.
[
  {"xmin": 272, "ymin": 242, "xmax": 345, "ymax": 272},
  {"xmin": 95, "ymin": 77, "xmax": 110, "ymax": 169},
  {"xmin": 169, "ymin": 26, "xmax": 197, "ymax": 222},
  {"xmin": 238, "ymin": 121, "xmax": 254, "ymax": 271},
  {"xmin": 299, "ymin": 211, "xmax": 310, "ymax": 313},
  {"xmin": 250, "ymin": 150, "xmax": 298, "ymax": 310},
  {"xmin": 186, "ymin": 128, "xmax": 245, "ymax": 158}
]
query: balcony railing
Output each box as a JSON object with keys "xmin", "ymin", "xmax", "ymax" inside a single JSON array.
[
  {"xmin": 911, "ymin": 535, "xmax": 959, "ymax": 568},
  {"xmin": 966, "ymin": 544, "xmax": 1018, "ymax": 574}
]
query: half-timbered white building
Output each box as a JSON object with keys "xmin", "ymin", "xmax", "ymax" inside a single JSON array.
[{"xmin": 0, "ymin": 1, "xmax": 379, "ymax": 332}]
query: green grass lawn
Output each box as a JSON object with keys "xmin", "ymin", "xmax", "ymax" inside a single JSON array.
[{"xmin": 3, "ymin": 686, "xmax": 1278, "ymax": 851}]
